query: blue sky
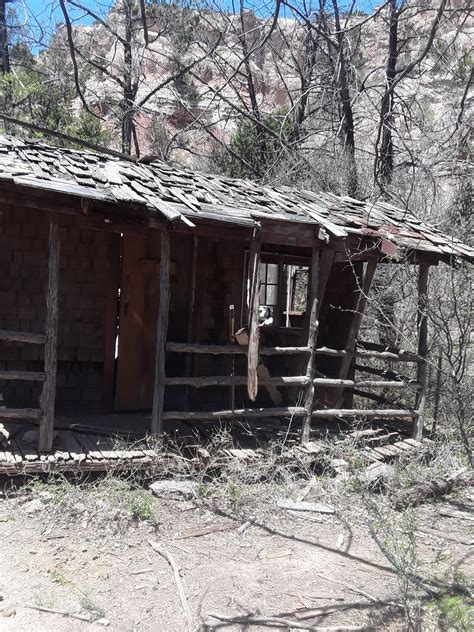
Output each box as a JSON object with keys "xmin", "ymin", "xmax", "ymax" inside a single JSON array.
[{"xmin": 20, "ymin": 0, "xmax": 378, "ymax": 49}]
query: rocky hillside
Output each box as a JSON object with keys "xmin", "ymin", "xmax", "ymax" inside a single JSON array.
[{"xmin": 44, "ymin": 1, "xmax": 472, "ymax": 175}]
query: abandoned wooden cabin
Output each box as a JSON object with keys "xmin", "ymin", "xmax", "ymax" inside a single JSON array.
[{"xmin": 0, "ymin": 135, "xmax": 472, "ymax": 471}]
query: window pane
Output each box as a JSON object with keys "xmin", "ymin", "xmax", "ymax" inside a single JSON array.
[
  {"xmin": 266, "ymin": 284, "xmax": 278, "ymax": 305},
  {"xmin": 267, "ymin": 263, "xmax": 278, "ymax": 284},
  {"xmin": 259, "ymin": 286, "xmax": 265, "ymax": 303},
  {"xmin": 260, "ymin": 262, "xmax": 267, "ymax": 281}
]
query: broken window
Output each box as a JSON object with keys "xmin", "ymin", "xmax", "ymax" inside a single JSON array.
[{"xmin": 244, "ymin": 253, "xmax": 309, "ymax": 329}]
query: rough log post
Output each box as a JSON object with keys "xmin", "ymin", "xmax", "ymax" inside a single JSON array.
[
  {"xmin": 413, "ymin": 264, "xmax": 429, "ymax": 440},
  {"xmin": 335, "ymin": 258, "xmax": 378, "ymax": 407},
  {"xmin": 302, "ymin": 247, "xmax": 320, "ymax": 443},
  {"xmin": 151, "ymin": 228, "xmax": 171, "ymax": 435},
  {"xmin": 102, "ymin": 233, "xmax": 121, "ymax": 411},
  {"xmin": 39, "ymin": 217, "xmax": 60, "ymax": 453},
  {"xmin": 184, "ymin": 235, "xmax": 198, "ymax": 410},
  {"xmin": 247, "ymin": 226, "xmax": 261, "ymax": 401}
]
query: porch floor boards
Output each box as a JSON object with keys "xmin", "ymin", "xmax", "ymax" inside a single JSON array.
[
  {"xmin": 0, "ymin": 428, "xmax": 158, "ymax": 475},
  {"xmin": 0, "ymin": 412, "xmax": 427, "ymax": 475}
]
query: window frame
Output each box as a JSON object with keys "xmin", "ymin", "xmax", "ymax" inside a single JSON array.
[{"xmin": 242, "ymin": 251, "xmax": 311, "ymax": 332}]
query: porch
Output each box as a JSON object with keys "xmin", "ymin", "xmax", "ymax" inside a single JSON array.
[{"xmin": 0, "ymin": 412, "xmax": 428, "ymax": 476}]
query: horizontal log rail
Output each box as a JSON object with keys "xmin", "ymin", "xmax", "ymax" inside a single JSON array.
[
  {"xmin": 162, "ymin": 406, "xmax": 417, "ymax": 421},
  {"xmin": 166, "ymin": 342, "xmax": 420, "ymax": 362},
  {"xmin": 0, "ymin": 329, "xmax": 47, "ymax": 345},
  {"xmin": 311, "ymin": 408, "xmax": 417, "ymax": 418},
  {"xmin": 313, "ymin": 378, "xmax": 421, "ymax": 389},
  {"xmin": 166, "ymin": 342, "xmax": 310, "ymax": 355},
  {"xmin": 315, "ymin": 346, "xmax": 420, "ymax": 363},
  {"xmin": 165, "ymin": 375, "xmax": 310, "ymax": 387},
  {"xmin": 358, "ymin": 339, "xmax": 416, "ymax": 356},
  {"xmin": 354, "ymin": 364, "xmax": 414, "ymax": 382},
  {"xmin": 162, "ymin": 407, "xmax": 306, "ymax": 421},
  {"xmin": 0, "ymin": 370, "xmax": 46, "ymax": 381},
  {"xmin": 0, "ymin": 408, "xmax": 42, "ymax": 419},
  {"xmin": 164, "ymin": 375, "xmax": 420, "ymax": 389}
]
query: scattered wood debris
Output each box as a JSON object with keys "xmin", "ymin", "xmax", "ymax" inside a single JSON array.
[
  {"xmin": 148, "ymin": 540, "xmax": 193, "ymax": 632},
  {"xmin": 277, "ymin": 499, "xmax": 335, "ymax": 514}
]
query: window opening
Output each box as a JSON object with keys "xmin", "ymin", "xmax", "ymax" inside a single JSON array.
[{"xmin": 259, "ymin": 262, "xmax": 279, "ymax": 325}]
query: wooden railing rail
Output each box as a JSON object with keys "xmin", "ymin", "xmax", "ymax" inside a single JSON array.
[
  {"xmin": 166, "ymin": 342, "xmax": 310, "ymax": 355},
  {"xmin": 166, "ymin": 342, "xmax": 421, "ymax": 362},
  {"xmin": 165, "ymin": 375, "xmax": 309, "ymax": 387},
  {"xmin": 0, "ymin": 329, "xmax": 46, "ymax": 344},
  {"xmin": 163, "ymin": 407, "xmax": 306, "ymax": 421},
  {"xmin": 313, "ymin": 378, "xmax": 421, "ymax": 389}
]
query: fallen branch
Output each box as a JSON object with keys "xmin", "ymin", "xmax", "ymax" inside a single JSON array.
[
  {"xmin": 25, "ymin": 604, "xmax": 92, "ymax": 622},
  {"xmin": 393, "ymin": 468, "xmax": 473, "ymax": 509},
  {"xmin": 176, "ymin": 522, "xmax": 238, "ymax": 539},
  {"xmin": 315, "ymin": 573, "xmax": 378, "ymax": 603},
  {"xmin": 148, "ymin": 540, "xmax": 193, "ymax": 632},
  {"xmin": 208, "ymin": 613, "xmax": 375, "ymax": 630}
]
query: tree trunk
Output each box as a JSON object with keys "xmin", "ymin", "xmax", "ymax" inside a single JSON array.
[
  {"xmin": 378, "ymin": 0, "xmax": 400, "ymax": 189},
  {"xmin": 324, "ymin": 1, "xmax": 358, "ymax": 197},
  {"xmin": 239, "ymin": 1, "xmax": 267, "ymax": 176},
  {"xmin": 122, "ymin": 0, "xmax": 134, "ymax": 155},
  {"xmin": 0, "ymin": 0, "xmax": 10, "ymax": 75}
]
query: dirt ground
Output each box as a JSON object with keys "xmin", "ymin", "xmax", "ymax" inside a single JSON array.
[{"xmin": 0, "ymin": 476, "xmax": 472, "ymax": 632}]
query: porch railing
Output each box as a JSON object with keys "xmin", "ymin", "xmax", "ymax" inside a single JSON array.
[{"xmin": 164, "ymin": 339, "xmax": 423, "ymax": 428}]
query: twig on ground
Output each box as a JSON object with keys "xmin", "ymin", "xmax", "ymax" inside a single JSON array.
[
  {"xmin": 315, "ymin": 573, "xmax": 379, "ymax": 603},
  {"xmin": 236, "ymin": 517, "xmax": 255, "ymax": 534},
  {"xmin": 25, "ymin": 604, "xmax": 92, "ymax": 622},
  {"xmin": 208, "ymin": 612, "xmax": 376, "ymax": 630},
  {"xmin": 148, "ymin": 539, "xmax": 193, "ymax": 632}
]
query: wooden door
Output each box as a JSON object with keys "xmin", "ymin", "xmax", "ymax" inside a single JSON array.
[{"xmin": 115, "ymin": 235, "xmax": 160, "ymax": 410}]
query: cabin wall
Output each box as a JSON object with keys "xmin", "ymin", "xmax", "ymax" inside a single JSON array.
[
  {"xmin": 0, "ymin": 205, "xmax": 112, "ymax": 412},
  {"xmin": 166, "ymin": 234, "xmax": 246, "ymax": 411}
]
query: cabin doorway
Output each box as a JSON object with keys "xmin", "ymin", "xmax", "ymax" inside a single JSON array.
[{"xmin": 115, "ymin": 234, "xmax": 160, "ymax": 410}]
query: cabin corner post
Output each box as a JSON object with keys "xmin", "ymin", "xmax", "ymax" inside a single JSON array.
[
  {"xmin": 39, "ymin": 216, "xmax": 60, "ymax": 453},
  {"xmin": 335, "ymin": 257, "xmax": 378, "ymax": 407},
  {"xmin": 247, "ymin": 225, "xmax": 261, "ymax": 401},
  {"xmin": 151, "ymin": 228, "xmax": 171, "ymax": 435},
  {"xmin": 302, "ymin": 246, "xmax": 321, "ymax": 443},
  {"xmin": 413, "ymin": 263, "xmax": 429, "ymax": 441}
]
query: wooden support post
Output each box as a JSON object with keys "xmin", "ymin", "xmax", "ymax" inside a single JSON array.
[
  {"xmin": 151, "ymin": 228, "xmax": 171, "ymax": 435},
  {"xmin": 101, "ymin": 233, "xmax": 121, "ymax": 411},
  {"xmin": 335, "ymin": 258, "xmax": 378, "ymax": 407},
  {"xmin": 184, "ymin": 235, "xmax": 198, "ymax": 410},
  {"xmin": 247, "ymin": 226, "xmax": 261, "ymax": 401},
  {"xmin": 302, "ymin": 247, "xmax": 320, "ymax": 443},
  {"xmin": 39, "ymin": 217, "xmax": 60, "ymax": 453},
  {"xmin": 413, "ymin": 264, "xmax": 429, "ymax": 441}
]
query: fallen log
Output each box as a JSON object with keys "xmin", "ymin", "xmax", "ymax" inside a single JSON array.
[{"xmin": 393, "ymin": 468, "xmax": 473, "ymax": 509}]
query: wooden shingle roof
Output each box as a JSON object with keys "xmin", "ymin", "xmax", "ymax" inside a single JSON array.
[{"xmin": 0, "ymin": 135, "xmax": 472, "ymax": 263}]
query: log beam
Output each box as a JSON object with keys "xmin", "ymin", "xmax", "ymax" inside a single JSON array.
[
  {"xmin": 165, "ymin": 375, "xmax": 310, "ymax": 387},
  {"xmin": 151, "ymin": 228, "xmax": 171, "ymax": 435},
  {"xmin": 0, "ymin": 330, "xmax": 46, "ymax": 344},
  {"xmin": 413, "ymin": 264, "xmax": 429, "ymax": 440},
  {"xmin": 302, "ymin": 246, "xmax": 320, "ymax": 443},
  {"xmin": 163, "ymin": 406, "xmax": 306, "ymax": 421},
  {"xmin": 312, "ymin": 408, "xmax": 417, "ymax": 418},
  {"xmin": 0, "ymin": 371, "xmax": 46, "ymax": 381},
  {"xmin": 247, "ymin": 226, "xmax": 261, "ymax": 400},
  {"xmin": 39, "ymin": 217, "xmax": 60, "ymax": 453},
  {"xmin": 0, "ymin": 408, "xmax": 41, "ymax": 420},
  {"xmin": 166, "ymin": 342, "xmax": 310, "ymax": 355},
  {"xmin": 335, "ymin": 258, "xmax": 378, "ymax": 407}
]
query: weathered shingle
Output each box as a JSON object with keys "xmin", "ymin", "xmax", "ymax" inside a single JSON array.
[{"xmin": 0, "ymin": 135, "xmax": 472, "ymax": 263}]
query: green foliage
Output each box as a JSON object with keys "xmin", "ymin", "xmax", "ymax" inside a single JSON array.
[
  {"xmin": 219, "ymin": 108, "xmax": 294, "ymax": 180},
  {"xmin": 432, "ymin": 594, "xmax": 474, "ymax": 631},
  {"xmin": 68, "ymin": 110, "xmax": 111, "ymax": 148},
  {"xmin": 128, "ymin": 491, "xmax": 154, "ymax": 521},
  {"xmin": 226, "ymin": 479, "xmax": 241, "ymax": 504}
]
